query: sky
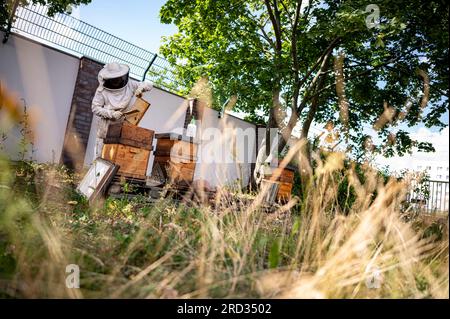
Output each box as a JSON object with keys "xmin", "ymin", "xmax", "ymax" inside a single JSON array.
[
  {"xmin": 70, "ymin": 0, "xmax": 448, "ymax": 172},
  {"xmin": 375, "ymin": 126, "xmax": 449, "ymax": 174},
  {"xmin": 72, "ymin": 0, "xmax": 176, "ymax": 54}
]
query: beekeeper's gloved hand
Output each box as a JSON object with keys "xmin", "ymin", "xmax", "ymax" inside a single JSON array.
[
  {"xmin": 112, "ymin": 111, "xmax": 123, "ymax": 120},
  {"xmin": 135, "ymin": 82, "xmax": 153, "ymax": 97}
]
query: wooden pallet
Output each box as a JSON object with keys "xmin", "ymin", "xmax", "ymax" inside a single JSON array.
[
  {"xmin": 105, "ymin": 175, "xmax": 201, "ymax": 203},
  {"xmin": 106, "ymin": 176, "xmax": 149, "ymax": 196}
]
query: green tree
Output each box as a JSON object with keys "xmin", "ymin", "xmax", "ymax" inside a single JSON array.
[{"xmin": 160, "ymin": 0, "xmax": 448, "ymax": 161}]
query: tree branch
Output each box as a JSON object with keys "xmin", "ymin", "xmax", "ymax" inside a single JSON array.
[
  {"xmin": 303, "ymin": 56, "xmax": 400, "ymax": 104},
  {"xmin": 273, "ymin": 0, "xmax": 283, "ymax": 46},
  {"xmin": 293, "ymin": 0, "xmax": 303, "ymax": 29},
  {"xmin": 298, "ymin": 50, "xmax": 333, "ymax": 113},
  {"xmin": 289, "ymin": 0, "xmax": 303, "ymax": 120},
  {"xmin": 297, "ymin": 36, "xmax": 341, "ymax": 91},
  {"xmin": 264, "ymin": 0, "xmax": 282, "ymax": 52},
  {"xmin": 279, "ymin": 0, "xmax": 293, "ymax": 26},
  {"xmin": 258, "ymin": 23, "xmax": 276, "ymax": 49},
  {"xmin": 281, "ymin": 49, "xmax": 332, "ymax": 145},
  {"xmin": 301, "ymin": 72, "xmax": 327, "ymax": 139}
]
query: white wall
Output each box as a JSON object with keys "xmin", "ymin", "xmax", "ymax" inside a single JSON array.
[
  {"xmin": 194, "ymin": 107, "xmax": 256, "ymax": 188},
  {"xmin": 0, "ymin": 33, "xmax": 257, "ymax": 188},
  {"xmin": 84, "ymin": 86, "xmax": 188, "ymax": 176},
  {"xmin": 0, "ymin": 32, "xmax": 79, "ymax": 162},
  {"xmin": 84, "ymin": 90, "xmax": 257, "ymax": 188}
]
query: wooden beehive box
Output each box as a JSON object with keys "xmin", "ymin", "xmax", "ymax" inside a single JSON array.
[
  {"xmin": 102, "ymin": 144, "xmax": 150, "ymax": 180},
  {"xmin": 151, "ymin": 133, "xmax": 198, "ymax": 184},
  {"xmin": 123, "ymin": 98, "xmax": 150, "ymax": 125},
  {"xmin": 270, "ymin": 166, "xmax": 295, "ymax": 202},
  {"xmin": 104, "ymin": 121, "xmax": 153, "ymax": 150},
  {"xmin": 102, "ymin": 122, "xmax": 154, "ymax": 180}
]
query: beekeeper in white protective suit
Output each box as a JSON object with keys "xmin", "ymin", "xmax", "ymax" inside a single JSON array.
[
  {"xmin": 91, "ymin": 62, "xmax": 153, "ymax": 158},
  {"xmin": 253, "ymin": 137, "xmax": 275, "ymax": 185}
]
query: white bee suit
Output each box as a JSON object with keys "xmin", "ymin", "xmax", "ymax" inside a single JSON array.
[
  {"xmin": 91, "ymin": 62, "xmax": 153, "ymax": 159},
  {"xmin": 253, "ymin": 138, "xmax": 275, "ymax": 185}
]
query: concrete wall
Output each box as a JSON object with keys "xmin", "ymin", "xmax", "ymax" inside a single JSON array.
[
  {"xmin": 0, "ymin": 32, "xmax": 79, "ymax": 163},
  {"xmin": 84, "ymin": 90, "xmax": 257, "ymax": 189},
  {"xmin": 194, "ymin": 107, "xmax": 256, "ymax": 188},
  {"xmin": 0, "ymin": 32, "xmax": 258, "ymax": 189}
]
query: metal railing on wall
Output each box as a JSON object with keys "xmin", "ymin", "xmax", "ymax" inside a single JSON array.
[
  {"xmin": 406, "ymin": 179, "xmax": 449, "ymax": 215},
  {"xmin": 9, "ymin": 5, "xmax": 183, "ymax": 92}
]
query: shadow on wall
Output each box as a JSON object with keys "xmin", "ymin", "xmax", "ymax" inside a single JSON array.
[{"xmin": 0, "ymin": 32, "xmax": 79, "ymax": 163}]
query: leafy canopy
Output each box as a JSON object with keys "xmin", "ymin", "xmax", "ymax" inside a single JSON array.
[
  {"xmin": 1, "ymin": 0, "xmax": 92, "ymax": 30},
  {"xmin": 160, "ymin": 0, "xmax": 448, "ymax": 157}
]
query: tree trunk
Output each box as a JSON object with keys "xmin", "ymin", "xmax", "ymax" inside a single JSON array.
[{"xmin": 266, "ymin": 87, "xmax": 283, "ymax": 156}]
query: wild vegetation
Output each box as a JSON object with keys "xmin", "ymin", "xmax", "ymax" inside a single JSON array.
[
  {"xmin": 0, "ymin": 86, "xmax": 447, "ymax": 298},
  {"xmin": 0, "ymin": 1, "xmax": 448, "ymax": 299},
  {"xmin": 0, "ymin": 146, "xmax": 448, "ymax": 298},
  {"xmin": 161, "ymin": 0, "xmax": 448, "ymax": 157}
]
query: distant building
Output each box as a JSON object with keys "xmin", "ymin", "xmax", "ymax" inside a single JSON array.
[{"xmin": 415, "ymin": 162, "xmax": 449, "ymax": 182}]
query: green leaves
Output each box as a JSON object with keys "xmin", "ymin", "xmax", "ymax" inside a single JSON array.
[
  {"xmin": 375, "ymin": 35, "xmax": 385, "ymax": 48},
  {"xmin": 30, "ymin": 0, "xmax": 92, "ymax": 17},
  {"xmin": 160, "ymin": 0, "xmax": 448, "ymax": 157},
  {"xmin": 1, "ymin": 1, "xmax": 93, "ymax": 31},
  {"xmin": 291, "ymin": 217, "xmax": 301, "ymax": 237},
  {"xmin": 268, "ymin": 237, "xmax": 282, "ymax": 269}
]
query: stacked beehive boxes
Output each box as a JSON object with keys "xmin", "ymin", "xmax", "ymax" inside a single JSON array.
[
  {"xmin": 262, "ymin": 165, "xmax": 295, "ymax": 203},
  {"xmin": 101, "ymin": 121, "xmax": 154, "ymax": 180},
  {"xmin": 272, "ymin": 166, "xmax": 295, "ymax": 202},
  {"xmin": 151, "ymin": 133, "xmax": 198, "ymax": 184}
]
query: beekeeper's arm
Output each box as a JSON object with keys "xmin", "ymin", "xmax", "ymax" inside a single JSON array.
[
  {"xmin": 91, "ymin": 91, "xmax": 122, "ymax": 119},
  {"xmin": 132, "ymin": 81, "xmax": 154, "ymax": 97}
]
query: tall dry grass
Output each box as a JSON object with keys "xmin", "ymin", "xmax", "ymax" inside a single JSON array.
[
  {"xmin": 0, "ymin": 147, "xmax": 448, "ymax": 298},
  {"xmin": 0, "ymin": 83, "xmax": 448, "ymax": 299}
]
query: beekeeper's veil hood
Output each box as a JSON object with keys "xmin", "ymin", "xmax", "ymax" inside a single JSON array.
[{"xmin": 98, "ymin": 62, "xmax": 130, "ymax": 91}]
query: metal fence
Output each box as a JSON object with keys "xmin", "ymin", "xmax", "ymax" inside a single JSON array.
[
  {"xmin": 9, "ymin": 5, "xmax": 182, "ymax": 92},
  {"xmin": 406, "ymin": 179, "xmax": 449, "ymax": 214}
]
